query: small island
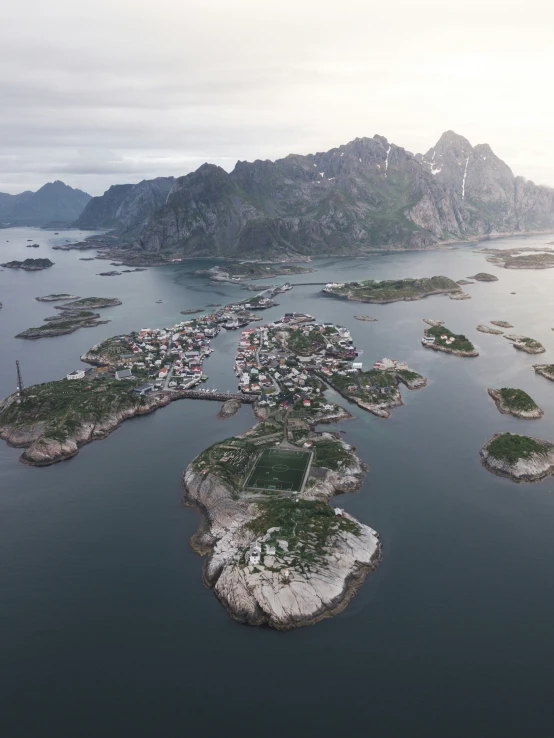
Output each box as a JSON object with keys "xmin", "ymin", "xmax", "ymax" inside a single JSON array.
[
  {"xmin": 323, "ymin": 276, "xmax": 461, "ymax": 303},
  {"xmin": 480, "ymin": 433, "xmax": 554, "ymax": 482},
  {"xmin": 467, "ymin": 273, "xmax": 498, "ymax": 282},
  {"xmin": 200, "ymin": 262, "xmax": 313, "ymax": 283},
  {"xmin": 16, "ymin": 298, "xmax": 122, "ymax": 339},
  {"xmin": 491, "ymin": 320, "xmax": 513, "ymax": 328},
  {"xmin": 354, "ymin": 315, "xmax": 378, "ymax": 322},
  {"xmin": 36, "ymin": 294, "xmax": 80, "ymax": 302},
  {"xmin": 184, "ymin": 425, "xmax": 381, "ymax": 630},
  {"xmin": 421, "ymin": 325, "xmax": 479, "ymax": 357},
  {"xmin": 477, "ymin": 324, "xmax": 503, "ymax": 334},
  {"xmin": 504, "ymin": 335, "xmax": 545, "ymax": 355},
  {"xmin": 1, "ymin": 258, "xmax": 54, "ymax": 271},
  {"xmin": 533, "ymin": 365, "xmax": 554, "ymax": 382},
  {"xmin": 487, "ymin": 388, "xmax": 543, "ymax": 419}
]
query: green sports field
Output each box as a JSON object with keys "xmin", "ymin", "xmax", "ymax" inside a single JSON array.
[{"xmin": 245, "ymin": 448, "xmax": 312, "ymax": 492}]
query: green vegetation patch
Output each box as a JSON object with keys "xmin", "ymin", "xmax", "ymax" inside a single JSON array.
[
  {"xmin": 0, "ymin": 378, "xmax": 140, "ymax": 442},
  {"xmin": 499, "ymin": 388, "xmax": 538, "ymax": 412},
  {"xmin": 313, "ymin": 438, "xmax": 352, "ymax": 471},
  {"xmin": 331, "ymin": 276, "xmax": 459, "ymax": 302},
  {"xmin": 287, "ymin": 328, "xmax": 326, "ymax": 355},
  {"xmin": 487, "ymin": 433, "xmax": 551, "ymax": 464}
]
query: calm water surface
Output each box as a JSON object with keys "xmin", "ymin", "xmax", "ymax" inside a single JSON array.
[{"xmin": 2, "ymin": 228, "xmax": 554, "ymax": 736}]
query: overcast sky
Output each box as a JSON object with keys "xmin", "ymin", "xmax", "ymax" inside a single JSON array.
[{"xmin": 1, "ymin": 0, "xmax": 553, "ymax": 195}]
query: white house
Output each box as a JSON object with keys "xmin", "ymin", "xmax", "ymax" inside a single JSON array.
[{"xmin": 66, "ymin": 369, "xmax": 85, "ymax": 380}]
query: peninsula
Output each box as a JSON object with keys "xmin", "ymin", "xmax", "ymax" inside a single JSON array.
[
  {"xmin": 480, "ymin": 432, "xmax": 554, "ymax": 482},
  {"xmin": 487, "ymin": 388, "xmax": 543, "ymax": 419},
  {"xmin": 323, "ymin": 276, "xmax": 461, "ymax": 303},
  {"xmin": 421, "ymin": 325, "xmax": 479, "ymax": 357}
]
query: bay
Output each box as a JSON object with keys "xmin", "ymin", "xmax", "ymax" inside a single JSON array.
[{"xmin": 2, "ymin": 227, "xmax": 554, "ymax": 737}]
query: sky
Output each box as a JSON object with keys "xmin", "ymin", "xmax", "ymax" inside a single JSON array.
[{"xmin": 1, "ymin": 0, "xmax": 553, "ymax": 196}]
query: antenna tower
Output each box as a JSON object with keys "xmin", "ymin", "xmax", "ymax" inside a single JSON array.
[{"xmin": 16, "ymin": 359, "xmax": 24, "ymax": 399}]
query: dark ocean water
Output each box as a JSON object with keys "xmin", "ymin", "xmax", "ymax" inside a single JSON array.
[{"xmin": 2, "ymin": 228, "xmax": 554, "ymax": 737}]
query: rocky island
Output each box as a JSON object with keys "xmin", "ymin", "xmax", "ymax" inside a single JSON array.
[
  {"xmin": 477, "ymin": 324, "xmax": 504, "ymax": 334},
  {"xmin": 480, "ymin": 433, "xmax": 554, "ymax": 482},
  {"xmin": 1, "ymin": 258, "xmax": 54, "ymax": 271},
  {"xmin": 491, "ymin": 320, "xmax": 513, "ymax": 328},
  {"xmin": 422, "ymin": 325, "xmax": 479, "ymax": 357},
  {"xmin": 323, "ymin": 276, "xmax": 461, "ymax": 303},
  {"xmin": 504, "ymin": 335, "xmax": 545, "ymax": 354},
  {"xmin": 487, "ymin": 388, "xmax": 543, "ymax": 419},
  {"xmin": 482, "ymin": 247, "xmax": 554, "ymax": 270},
  {"xmin": 200, "ymin": 262, "xmax": 313, "ymax": 283},
  {"xmin": 533, "ymin": 364, "xmax": 554, "ymax": 382},
  {"xmin": 467, "ymin": 272, "xmax": 499, "ymax": 282},
  {"xmin": 36, "ymin": 294, "xmax": 80, "ymax": 302},
  {"xmin": 183, "ymin": 425, "xmax": 381, "ymax": 630},
  {"xmin": 354, "ymin": 315, "xmax": 378, "ymax": 322},
  {"xmin": 16, "ymin": 297, "xmax": 122, "ymax": 339}
]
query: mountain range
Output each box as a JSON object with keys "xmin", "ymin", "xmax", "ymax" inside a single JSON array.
[
  {"xmin": 0, "ymin": 181, "xmax": 91, "ymax": 227},
  {"xmin": 75, "ymin": 131, "xmax": 554, "ymax": 258}
]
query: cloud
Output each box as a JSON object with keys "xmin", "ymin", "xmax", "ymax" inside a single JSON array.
[{"xmin": 1, "ymin": 0, "xmax": 554, "ymax": 194}]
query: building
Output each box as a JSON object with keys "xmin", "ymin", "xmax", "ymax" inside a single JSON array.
[
  {"xmin": 115, "ymin": 369, "xmax": 134, "ymax": 380},
  {"xmin": 132, "ymin": 383, "xmax": 155, "ymax": 396},
  {"xmin": 66, "ymin": 369, "xmax": 85, "ymax": 380}
]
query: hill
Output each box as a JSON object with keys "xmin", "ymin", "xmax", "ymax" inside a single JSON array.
[{"xmin": 0, "ymin": 181, "xmax": 91, "ymax": 226}]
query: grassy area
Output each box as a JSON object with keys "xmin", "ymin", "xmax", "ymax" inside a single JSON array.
[
  {"xmin": 245, "ymin": 448, "xmax": 311, "ymax": 492},
  {"xmin": 426, "ymin": 325, "xmax": 476, "ymax": 352},
  {"xmin": 287, "ymin": 328, "xmax": 325, "ymax": 355},
  {"xmin": 395, "ymin": 369, "xmax": 422, "ymax": 381},
  {"xmin": 329, "ymin": 276, "xmax": 459, "ymax": 302},
  {"xmin": 0, "ymin": 378, "xmax": 141, "ymax": 441},
  {"xmin": 244, "ymin": 497, "xmax": 361, "ymax": 570},
  {"xmin": 487, "ymin": 433, "xmax": 550, "ymax": 464},
  {"xmin": 313, "ymin": 438, "xmax": 352, "ymax": 471},
  {"xmin": 85, "ymin": 335, "xmax": 135, "ymax": 360},
  {"xmin": 499, "ymin": 388, "xmax": 538, "ymax": 412}
]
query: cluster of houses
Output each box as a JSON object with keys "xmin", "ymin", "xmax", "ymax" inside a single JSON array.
[{"xmin": 233, "ymin": 317, "xmax": 366, "ymax": 410}]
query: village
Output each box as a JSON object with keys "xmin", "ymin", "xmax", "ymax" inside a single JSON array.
[{"xmin": 232, "ymin": 312, "xmax": 425, "ymax": 417}]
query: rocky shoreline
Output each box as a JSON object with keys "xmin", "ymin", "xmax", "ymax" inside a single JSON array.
[
  {"xmin": 533, "ymin": 364, "xmax": 554, "ymax": 382},
  {"xmin": 182, "ymin": 427, "xmax": 381, "ymax": 630},
  {"xmin": 0, "ymin": 391, "xmax": 172, "ymax": 466}
]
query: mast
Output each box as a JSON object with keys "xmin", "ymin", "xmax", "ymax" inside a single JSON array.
[{"xmin": 16, "ymin": 359, "xmax": 24, "ymax": 400}]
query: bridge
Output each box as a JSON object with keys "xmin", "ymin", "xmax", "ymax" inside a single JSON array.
[{"xmin": 171, "ymin": 389, "xmax": 256, "ymax": 403}]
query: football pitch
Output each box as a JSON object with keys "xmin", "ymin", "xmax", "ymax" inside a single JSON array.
[{"xmin": 244, "ymin": 448, "xmax": 312, "ymax": 493}]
